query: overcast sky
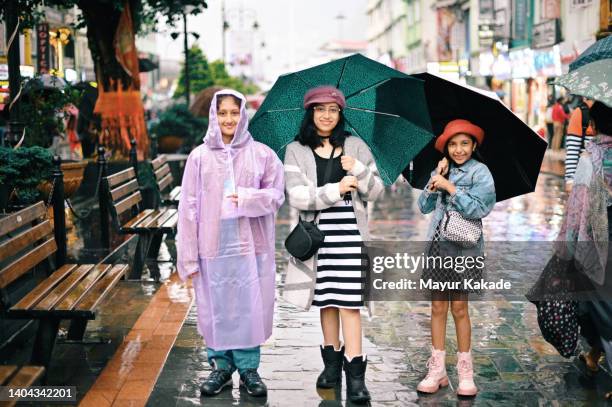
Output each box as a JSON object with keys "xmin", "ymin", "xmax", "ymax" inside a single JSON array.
[{"xmin": 155, "ymin": 0, "xmax": 369, "ymax": 83}]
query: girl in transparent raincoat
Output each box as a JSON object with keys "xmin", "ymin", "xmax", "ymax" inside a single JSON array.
[{"xmin": 177, "ymin": 89, "xmax": 285, "ymax": 398}]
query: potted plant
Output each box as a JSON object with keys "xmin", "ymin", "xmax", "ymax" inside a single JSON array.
[
  {"xmin": 17, "ymin": 76, "xmax": 82, "ymax": 149},
  {"xmin": 0, "ymin": 146, "xmax": 53, "ymax": 209},
  {"xmin": 150, "ymin": 103, "xmax": 206, "ymax": 153}
]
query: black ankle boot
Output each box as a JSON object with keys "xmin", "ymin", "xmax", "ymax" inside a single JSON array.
[
  {"xmin": 316, "ymin": 345, "xmax": 344, "ymax": 388},
  {"xmin": 343, "ymin": 355, "xmax": 371, "ymax": 403}
]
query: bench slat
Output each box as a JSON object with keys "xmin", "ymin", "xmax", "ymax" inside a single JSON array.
[
  {"xmin": 151, "ymin": 155, "xmax": 167, "ymax": 171},
  {"xmin": 110, "ymin": 179, "xmax": 139, "ymax": 203},
  {"xmin": 134, "ymin": 209, "xmax": 168, "ymax": 230},
  {"xmin": 154, "ymin": 164, "xmax": 171, "ymax": 181},
  {"xmin": 106, "ymin": 168, "xmax": 136, "ymax": 189},
  {"xmin": 0, "ymin": 238, "xmax": 57, "ymax": 289},
  {"xmin": 0, "ymin": 202, "xmax": 46, "ymax": 236},
  {"xmin": 161, "ymin": 212, "xmax": 179, "ymax": 230},
  {"xmin": 0, "ymin": 220, "xmax": 53, "ymax": 262},
  {"xmin": 149, "ymin": 209, "xmax": 177, "ymax": 230},
  {"xmin": 158, "ymin": 173, "xmax": 173, "ymax": 193},
  {"xmin": 1, "ymin": 366, "xmax": 45, "ymax": 407},
  {"xmin": 33, "ymin": 265, "xmax": 94, "ymax": 311},
  {"xmin": 113, "ymin": 191, "xmax": 142, "ymax": 217},
  {"xmin": 169, "ymin": 186, "xmax": 181, "ymax": 201},
  {"xmin": 11, "ymin": 264, "xmax": 79, "ymax": 311},
  {"xmin": 0, "ymin": 366, "xmax": 18, "ymax": 385},
  {"xmin": 54, "ymin": 264, "xmax": 112, "ymax": 311},
  {"xmin": 122, "ymin": 209, "xmax": 155, "ymax": 230},
  {"xmin": 9, "ymin": 366, "xmax": 45, "ymax": 386},
  {"xmin": 76, "ymin": 265, "xmax": 128, "ymax": 312}
]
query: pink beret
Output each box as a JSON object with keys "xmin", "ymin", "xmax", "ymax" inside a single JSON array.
[
  {"xmin": 435, "ymin": 119, "xmax": 485, "ymax": 153},
  {"xmin": 303, "ymin": 86, "xmax": 346, "ymax": 109}
]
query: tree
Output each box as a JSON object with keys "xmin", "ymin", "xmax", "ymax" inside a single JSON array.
[
  {"xmin": 173, "ymin": 45, "xmax": 213, "ymax": 99},
  {"xmin": 173, "ymin": 45, "xmax": 259, "ymax": 99},
  {"xmin": 0, "ymin": 0, "xmax": 208, "ymax": 158}
]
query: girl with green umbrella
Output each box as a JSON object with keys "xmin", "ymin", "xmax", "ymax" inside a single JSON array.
[{"xmin": 282, "ymin": 86, "xmax": 384, "ymax": 403}]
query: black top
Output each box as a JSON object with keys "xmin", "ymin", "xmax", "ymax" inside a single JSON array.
[{"xmin": 313, "ymin": 151, "xmax": 346, "ymax": 187}]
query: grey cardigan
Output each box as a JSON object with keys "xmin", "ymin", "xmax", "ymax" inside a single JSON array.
[{"xmin": 282, "ymin": 135, "xmax": 384, "ymax": 310}]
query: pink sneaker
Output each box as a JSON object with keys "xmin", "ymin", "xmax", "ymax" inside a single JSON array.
[
  {"xmin": 456, "ymin": 350, "xmax": 478, "ymax": 396},
  {"xmin": 417, "ymin": 348, "xmax": 448, "ymax": 393}
]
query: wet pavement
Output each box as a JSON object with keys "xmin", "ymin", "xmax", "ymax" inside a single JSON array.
[
  {"xmin": 148, "ymin": 173, "xmax": 612, "ymax": 406},
  {"xmin": 4, "ymin": 167, "xmax": 610, "ymax": 406}
]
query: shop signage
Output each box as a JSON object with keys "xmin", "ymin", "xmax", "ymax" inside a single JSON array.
[
  {"xmin": 510, "ymin": 48, "xmax": 535, "ymax": 78},
  {"xmin": 511, "ymin": 0, "xmax": 532, "ymax": 48},
  {"xmin": 0, "ymin": 64, "xmax": 8, "ymax": 81},
  {"xmin": 542, "ymin": 0, "xmax": 561, "ymax": 19},
  {"xmin": 570, "ymin": 0, "xmax": 595, "ymax": 9},
  {"xmin": 533, "ymin": 47, "xmax": 562, "ymax": 76},
  {"xmin": 36, "ymin": 23, "xmax": 50, "ymax": 74},
  {"xmin": 532, "ymin": 19, "xmax": 559, "ymax": 49}
]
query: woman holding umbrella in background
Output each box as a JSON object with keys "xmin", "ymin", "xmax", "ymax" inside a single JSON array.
[
  {"xmin": 417, "ymin": 119, "xmax": 496, "ymax": 397},
  {"xmin": 283, "ymin": 86, "xmax": 383, "ymax": 403}
]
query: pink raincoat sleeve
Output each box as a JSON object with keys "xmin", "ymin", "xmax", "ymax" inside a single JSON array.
[
  {"xmin": 177, "ymin": 149, "xmax": 201, "ymax": 281},
  {"xmin": 237, "ymin": 150, "xmax": 285, "ymax": 217}
]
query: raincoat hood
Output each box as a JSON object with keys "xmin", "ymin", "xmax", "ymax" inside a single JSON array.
[{"xmin": 204, "ymin": 89, "xmax": 253, "ymax": 150}]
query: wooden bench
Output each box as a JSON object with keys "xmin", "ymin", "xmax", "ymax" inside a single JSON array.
[
  {"xmin": 150, "ymin": 155, "xmax": 181, "ymax": 206},
  {"xmin": 0, "ymin": 365, "xmax": 45, "ymax": 406},
  {"xmin": 102, "ymin": 167, "xmax": 178, "ymax": 280},
  {"xmin": 0, "ymin": 202, "xmax": 128, "ymax": 374}
]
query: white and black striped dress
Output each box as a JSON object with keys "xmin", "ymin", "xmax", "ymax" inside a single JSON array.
[{"xmin": 311, "ymin": 153, "xmax": 365, "ymax": 309}]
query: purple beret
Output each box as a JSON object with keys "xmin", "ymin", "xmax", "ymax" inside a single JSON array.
[{"xmin": 303, "ymin": 86, "xmax": 346, "ymax": 109}]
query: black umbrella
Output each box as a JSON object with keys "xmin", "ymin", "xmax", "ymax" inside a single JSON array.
[
  {"xmin": 138, "ymin": 57, "xmax": 158, "ymax": 73},
  {"xmin": 403, "ymin": 73, "xmax": 547, "ymax": 202}
]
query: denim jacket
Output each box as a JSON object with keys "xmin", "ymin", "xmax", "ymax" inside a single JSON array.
[{"xmin": 417, "ymin": 158, "xmax": 496, "ymax": 254}]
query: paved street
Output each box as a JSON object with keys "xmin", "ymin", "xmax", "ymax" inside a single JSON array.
[{"xmin": 146, "ymin": 173, "xmax": 612, "ymax": 406}]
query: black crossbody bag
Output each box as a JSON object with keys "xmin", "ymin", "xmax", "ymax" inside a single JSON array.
[{"xmin": 284, "ymin": 147, "xmax": 337, "ymax": 261}]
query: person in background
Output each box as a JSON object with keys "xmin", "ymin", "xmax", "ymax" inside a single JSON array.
[
  {"xmin": 564, "ymin": 97, "xmax": 594, "ymax": 192},
  {"xmin": 545, "ymin": 96, "xmax": 555, "ymax": 148},
  {"xmin": 551, "ymin": 97, "xmax": 569, "ymax": 150}
]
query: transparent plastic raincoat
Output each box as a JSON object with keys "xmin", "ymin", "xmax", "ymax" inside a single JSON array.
[{"xmin": 177, "ymin": 89, "xmax": 285, "ymax": 350}]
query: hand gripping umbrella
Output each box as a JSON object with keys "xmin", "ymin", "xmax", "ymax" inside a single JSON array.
[
  {"xmin": 404, "ymin": 73, "xmax": 547, "ymax": 202},
  {"xmin": 248, "ymin": 53, "xmax": 434, "ymax": 185}
]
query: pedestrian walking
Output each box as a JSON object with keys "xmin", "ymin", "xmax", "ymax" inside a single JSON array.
[
  {"xmin": 282, "ymin": 86, "xmax": 384, "ymax": 403},
  {"xmin": 177, "ymin": 89, "xmax": 285, "ymax": 398},
  {"xmin": 557, "ymin": 101, "xmax": 612, "ymax": 400},
  {"xmin": 551, "ymin": 97, "xmax": 569, "ymax": 150},
  {"xmin": 564, "ymin": 97, "xmax": 594, "ymax": 192},
  {"xmin": 416, "ymin": 119, "xmax": 496, "ymax": 397},
  {"xmin": 545, "ymin": 95, "xmax": 555, "ymax": 148}
]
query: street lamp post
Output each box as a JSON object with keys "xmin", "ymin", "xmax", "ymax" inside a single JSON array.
[
  {"xmin": 4, "ymin": 0, "xmax": 23, "ymax": 147},
  {"xmin": 183, "ymin": 12, "xmax": 190, "ymax": 106},
  {"xmin": 171, "ymin": 9, "xmax": 199, "ymax": 107}
]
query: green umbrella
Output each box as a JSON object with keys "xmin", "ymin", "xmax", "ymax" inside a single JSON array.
[
  {"xmin": 249, "ymin": 53, "xmax": 434, "ymax": 185},
  {"xmin": 556, "ymin": 59, "xmax": 612, "ymax": 107}
]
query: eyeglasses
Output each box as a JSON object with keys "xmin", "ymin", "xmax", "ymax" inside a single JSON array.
[{"xmin": 313, "ymin": 106, "xmax": 341, "ymax": 115}]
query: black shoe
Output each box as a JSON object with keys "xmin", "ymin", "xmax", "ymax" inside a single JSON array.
[
  {"xmin": 317, "ymin": 345, "xmax": 344, "ymax": 388},
  {"xmin": 200, "ymin": 369, "xmax": 233, "ymax": 396},
  {"xmin": 239, "ymin": 369, "xmax": 267, "ymax": 397},
  {"xmin": 343, "ymin": 355, "xmax": 371, "ymax": 403}
]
